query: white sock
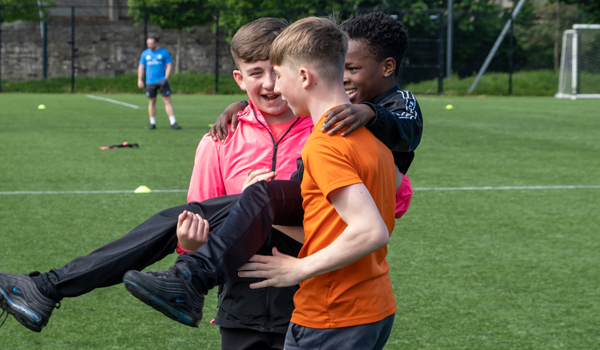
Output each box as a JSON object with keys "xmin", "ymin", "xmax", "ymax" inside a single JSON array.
[
  {"xmin": 149, "ymin": 116, "xmax": 156, "ymax": 125},
  {"xmin": 169, "ymin": 116, "xmax": 177, "ymax": 125}
]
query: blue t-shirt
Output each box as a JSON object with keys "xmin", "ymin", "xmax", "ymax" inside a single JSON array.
[{"xmin": 139, "ymin": 47, "xmax": 172, "ymax": 85}]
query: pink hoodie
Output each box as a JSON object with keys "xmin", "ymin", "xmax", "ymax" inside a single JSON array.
[{"xmin": 187, "ymin": 101, "xmax": 314, "ymax": 203}]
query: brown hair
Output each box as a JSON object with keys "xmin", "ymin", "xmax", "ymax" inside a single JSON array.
[
  {"xmin": 148, "ymin": 34, "xmax": 160, "ymax": 43},
  {"xmin": 231, "ymin": 18, "xmax": 288, "ymax": 67},
  {"xmin": 270, "ymin": 17, "xmax": 348, "ymax": 82}
]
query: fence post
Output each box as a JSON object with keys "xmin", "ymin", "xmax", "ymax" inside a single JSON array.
[
  {"xmin": 43, "ymin": 19, "xmax": 47, "ymax": 79},
  {"xmin": 0, "ymin": 5, "xmax": 2, "ymax": 93},
  {"xmin": 509, "ymin": 16, "xmax": 513, "ymax": 95},
  {"xmin": 143, "ymin": 7, "xmax": 148, "ymax": 51},
  {"xmin": 71, "ymin": 6, "xmax": 75, "ymax": 93},
  {"xmin": 447, "ymin": 0, "xmax": 453, "ymax": 78},
  {"xmin": 438, "ymin": 13, "xmax": 444, "ymax": 95},
  {"xmin": 398, "ymin": 59, "xmax": 404, "ymax": 90},
  {"xmin": 215, "ymin": 8, "xmax": 219, "ymax": 94}
]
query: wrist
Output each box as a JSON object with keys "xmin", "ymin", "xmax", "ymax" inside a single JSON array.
[
  {"xmin": 361, "ymin": 102, "xmax": 377, "ymax": 125},
  {"xmin": 176, "ymin": 242, "xmax": 195, "ymax": 255},
  {"xmin": 297, "ymin": 255, "xmax": 319, "ymax": 282}
]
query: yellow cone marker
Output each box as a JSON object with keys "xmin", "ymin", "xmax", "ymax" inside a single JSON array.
[
  {"xmin": 208, "ymin": 123, "xmax": 215, "ymax": 127},
  {"xmin": 134, "ymin": 185, "xmax": 152, "ymax": 193},
  {"xmin": 445, "ymin": 104, "xmax": 453, "ymax": 110},
  {"xmin": 38, "ymin": 104, "xmax": 46, "ymax": 110}
]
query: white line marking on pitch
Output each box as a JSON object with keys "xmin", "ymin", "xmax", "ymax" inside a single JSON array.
[
  {"xmin": 86, "ymin": 94, "xmax": 140, "ymax": 109},
  {"xmin": 0, "ymin": 190, "xmax": 186, "ymax": 195},
  {"xmin": 0, "ymin": 186, "xmax": 599, "ymax": 196},
  {"xmin": 414, "ymin": 185, "xmax": 600, "ymax": 191}
]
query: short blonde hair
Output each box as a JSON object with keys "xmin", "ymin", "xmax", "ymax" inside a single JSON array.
[
  {"xmin": 270, "ymin": 17, "xmax": 348, "ymax": 82},
  {"xmin": 230, "ymin": 18, "xmax": 288, "ymax": 68}
]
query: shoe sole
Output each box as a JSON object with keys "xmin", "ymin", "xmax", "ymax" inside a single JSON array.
[
  {"xmin": 0, "ymin": 286, "xmax": 44, "ymax": 332},
  {"xmin": 123, "ymin": 273, "xmax": 200, "ymax": 328}
]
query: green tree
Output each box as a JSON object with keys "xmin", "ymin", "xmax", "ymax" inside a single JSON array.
[
  {"xmin": 555, "ymin": 0, "xmax": 599, "ymax": 24},
  {"xmin": 0, "ymin": 0, "xmax": 54, "ymax": 23},
  {"xmin": 128, "ymin": 0, "xmax": 214, "ymax": 73},
  {"xmin": 514, "ymin": 1, "xmax": 580, "ymax": 71},
  {"xmin": 207, "ymin": 0, "xmax": 446, "ymax": 42}
]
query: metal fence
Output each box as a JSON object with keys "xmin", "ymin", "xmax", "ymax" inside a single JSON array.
[{"xmin": 0, "ymin": 5, "xmax": 559, "ymax": 94}]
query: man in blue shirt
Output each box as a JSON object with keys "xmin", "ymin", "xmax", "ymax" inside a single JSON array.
[{"xmin": 137, "ymin": 35, "xmax": 180, "ymax": 130}]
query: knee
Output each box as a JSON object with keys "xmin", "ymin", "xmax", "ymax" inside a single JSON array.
[{"xmin": 242, "ymin": 180, "xmax": 269, "ymax": 197}]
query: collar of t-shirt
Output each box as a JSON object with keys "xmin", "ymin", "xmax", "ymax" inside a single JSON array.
[{"xmin": 267, "ymin": 118, "xmax": 300, "ymax": 141}]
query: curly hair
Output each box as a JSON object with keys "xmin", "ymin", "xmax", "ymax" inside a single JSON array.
[{"xmin": 340, "ymin": 12, "xmax": 408, "ymax": 76}]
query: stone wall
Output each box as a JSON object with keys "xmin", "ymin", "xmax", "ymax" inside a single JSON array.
[
  {"xmin": 49, "ymin": 0, "xmax": 130, "ymax": 19},
  {"xmin": 0, "ymin": 17, "xmax": 235, "ymax": 81}
]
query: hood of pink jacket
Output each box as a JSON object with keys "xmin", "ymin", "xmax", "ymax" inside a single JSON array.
[{"xmin": 187, "ymin": 101, "xmax": 314, "ymax": 203}]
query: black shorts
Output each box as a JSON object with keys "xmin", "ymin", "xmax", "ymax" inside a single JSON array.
[
  {"xmin": 220, "ymin": 327, "xmax": 285, "ymax": 350},
  {"xmin": 145, "ymin": 80, "xmax": 171, "ymax": 98}
]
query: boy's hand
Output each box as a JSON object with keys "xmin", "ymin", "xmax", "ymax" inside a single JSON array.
[
  {"xmin": 176, "ymin": 210, "xmax": 209, "ymax": 252},
  {"xmin": 242, "ymin": 168, "xmax": 277, "ymax": 192},
  {"xmin": 210, "ymin": 101, "xmax": 246, "ymax": 143},
  {"xmin": 238, "ymin": 248, "xmax": 305, "ymax": 289},
  {"xmin": 321, "ymin": 104, "xmax": 375, "ymax": 136},
  {"xmin": 137, "ymin": 79, "xmax": 144, "ymax": 89}
]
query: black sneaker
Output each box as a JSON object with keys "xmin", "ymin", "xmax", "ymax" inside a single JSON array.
[
  {"xmin": 0, "ymin": 272, "xmax": 60, "ymax": 332},
  {"xmin": 123, "ymin": 264, "xmax": 204, "ymax": 327},
  {"xmin": 170, "ymin": 123, "xmax": 181, "ymax": 130},
  {"xmin": 149, "ymin": 124, "xmax": 156, "ymax": 130}
]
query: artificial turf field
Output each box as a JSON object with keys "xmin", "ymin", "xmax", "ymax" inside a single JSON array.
[{"xmin": 0, "ymin": 93, "xmax": 599, "ymax": 349}]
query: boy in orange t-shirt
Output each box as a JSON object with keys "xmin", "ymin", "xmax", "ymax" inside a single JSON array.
[{"xmin": 237, "ymin": 17, "xmax": 398, "ymax": 348}]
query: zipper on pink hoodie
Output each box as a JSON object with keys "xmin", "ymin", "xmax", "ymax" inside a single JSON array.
[{"xmin": 187, "ymin": 101, "xmax": 314, "ymax": 204}]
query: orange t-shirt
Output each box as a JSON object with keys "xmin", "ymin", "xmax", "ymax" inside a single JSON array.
[{"xmin": 291, "ymin": 114, "xmax": 397, "ymax": 329}]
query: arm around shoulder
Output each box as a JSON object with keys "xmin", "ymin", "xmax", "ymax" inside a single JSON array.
[{"xmin": 363, "ymin": 92, "xmax": 423, "ymax": 152}]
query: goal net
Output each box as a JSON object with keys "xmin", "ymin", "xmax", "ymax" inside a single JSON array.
[{"xmin": 556, "ymin": 24, "xmax": 600, "ymax": 99}]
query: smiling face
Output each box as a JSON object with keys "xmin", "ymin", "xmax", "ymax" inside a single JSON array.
[
  {"xmin": 233, "ymin": 59, "xmax": 292, "ymax": 120},
  {"xmin": 344, "ymin": 40, "xmax": 395, "ymax": 104}
]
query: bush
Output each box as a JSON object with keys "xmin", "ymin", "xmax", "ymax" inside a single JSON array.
[{"xmin": 405, "ymin": 70, "xmax": 559, "ymax": 96}]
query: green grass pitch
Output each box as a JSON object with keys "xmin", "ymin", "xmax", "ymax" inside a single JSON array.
[{"xmin": 0, "ymin": 93, "xmax": 599, "ymax": 349}]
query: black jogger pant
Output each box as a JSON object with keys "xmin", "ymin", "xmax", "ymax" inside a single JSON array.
[
  {"xmin": 44, "ymin": 180, "xmax": 303, "ymax": 298},
  {"xmin": 177, "ymin": 180, "xmax": 304, "ymax": 292}
]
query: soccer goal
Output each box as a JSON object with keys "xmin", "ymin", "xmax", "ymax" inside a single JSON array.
[{"xmin": 555, "ymin": 24, "xmax": 600, "ymax": 99}]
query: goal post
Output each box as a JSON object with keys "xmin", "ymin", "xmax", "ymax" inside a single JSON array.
[{"xmin": 555, "ymin": 24, "xmax": 600, "ymax": 99}]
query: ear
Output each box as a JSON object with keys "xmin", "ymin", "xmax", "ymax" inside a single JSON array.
[
  {"xmin": 233, "ymin": 70, "xmax": 246, "ymax": 91},
  {"xmin": 299, "ymin": 66, "xmax": 312, "ymax": 90},
  {"xmin": 382, "ymin": 58, "xmax": 396, "ymax": 78}
]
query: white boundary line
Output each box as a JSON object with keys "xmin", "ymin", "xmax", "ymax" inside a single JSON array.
[
  {"xmin": 86, "ymin": 94, "xmax": 140, "ymax": 109},
  {"xmin": 0, "ymin": 190, "xmax": 186, "ymax": 195},
  {"xmin": 414, "ymin": 185, "xmax": 600, "ymax": 191},
  {"xmin": 0, "ymin": 186, "xmax": 599, "ymax": 195}
]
